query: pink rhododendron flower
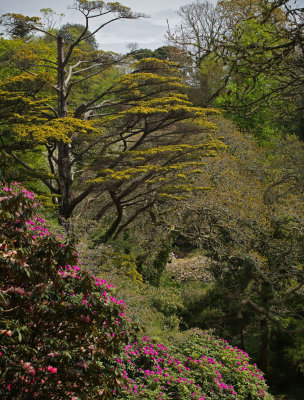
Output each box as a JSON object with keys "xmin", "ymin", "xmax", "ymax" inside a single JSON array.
[{"xmin": 46, "ymin": 366, "xmax": 58, "ymax": 374}]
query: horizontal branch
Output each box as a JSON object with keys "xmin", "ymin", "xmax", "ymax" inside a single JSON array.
[{"xmin": 241, "ymin": 298, "xmax": 304, "ymax": 334}]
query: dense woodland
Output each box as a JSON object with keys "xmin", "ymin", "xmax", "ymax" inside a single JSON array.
[{"xmin": 1, "ymin": 0, "xmax": 304, "ymax": 399}]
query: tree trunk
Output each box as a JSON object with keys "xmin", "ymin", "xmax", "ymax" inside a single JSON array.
[
  {"xmin": 57, "ymin": 36, "xmax": 67, "ymax": 119},
  {"xmin": 240, "ymin": 328, "xmax": 245, "ymax": 350},
  {"xmin": 259, "ymin": 318, "xmax": 270, "ymax": 374},
  {"xmin": 101, "ymin": 191, "xmax": 124, "ymax": 242},
  {"xmin": 56, "ymin": 35, "xmax": 74, "ymax": 232}
]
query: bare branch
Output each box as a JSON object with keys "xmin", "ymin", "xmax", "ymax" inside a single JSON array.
[{"xmin": 65, "ymin": 61, "xmax": 82, "ymax": 86}]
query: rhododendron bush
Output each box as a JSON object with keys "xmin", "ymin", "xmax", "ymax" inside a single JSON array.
[
  {"xmin": 0, "ymin": 184, "xmax": 273, "ymax": 400},
  {"xmin": 0, "ymin": 184, "xmax": 137, "ymax": 399},
  {"xmin": 115, "ymin": 331, "xmax": 273, "ymax": 400}
]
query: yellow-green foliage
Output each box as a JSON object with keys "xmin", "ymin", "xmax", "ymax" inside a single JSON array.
[
  {"xmin": 124, "ymin": 142, "xmax": 223, "ymax": 157},
  {"xmin": 98, "ymin": 250, "xmax": 143, "ymax": 284},
  {"xmin": 14, "ymin": 117, "xmax": 100, "ymax": 143},
  {"xmin": 0, "ymin": 74, "xmax": 50, "ymax": 128},
  {"xmin": 0, "ymin": 37, "xmax": 56, "ymax": 79},
  {"xmin": 92, "ymin": 161, "xmax": 212, "ymax": 185}
]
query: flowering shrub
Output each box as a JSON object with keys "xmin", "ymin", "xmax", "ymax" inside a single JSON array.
[
  {"xmin": 0, "ymin": 184, "xmax": 137, "ymax": 399},
  {"xmin": 0, "ymin": 184, "xmax": 274, "ymax": 400},
  {"xmin": 115, "ymin": 331, "xmax": 273, "ymax": 400}
]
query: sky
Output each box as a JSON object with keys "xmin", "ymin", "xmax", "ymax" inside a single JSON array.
[{"xmin": 0, "ymin": 0, "xmax": 198, "ymax": 53}]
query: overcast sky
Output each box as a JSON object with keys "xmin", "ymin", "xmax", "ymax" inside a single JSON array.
[{"xmin": 0, "ymin": 0, "xmax": 204, "ymax": 53}]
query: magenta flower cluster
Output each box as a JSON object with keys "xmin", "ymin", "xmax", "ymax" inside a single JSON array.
[
  {"xmin": 2, "ymin": 182, "xmax": 38, "ymax": 202},
  {"xmin": 113, "ymin": 331, "xmax": 272, "ymax": 400}
]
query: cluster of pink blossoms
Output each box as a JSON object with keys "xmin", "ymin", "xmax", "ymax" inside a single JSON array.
[
  {"xmin": 2, "ymin": 183, "xmax": 38, "ymax": 203},
  {"xmin": 116, "ymin": 336, "xmax": 234, "ymax": 399},
  {"xmin": 26, "ymin": 216, "xmax": 51, "ymax": 239},
  {"xmin": 113, "ymin": 331, "xmax": 272, "ymax": 399}
]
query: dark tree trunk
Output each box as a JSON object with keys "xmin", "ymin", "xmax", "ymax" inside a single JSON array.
[
  {"xmin": 259, "ymin": 318, "xmax": 270, "ymax": 374},
  {"xmin": 240, "ymin": 328, "xmax": 245, "ymax": 350},
  {"xmin": 101, "ymin": 191, "xmax": 124, "ymax": 242},
  {"xmin": 55, "ymin": 35, "xmax": 74, "ymax": 231}
]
